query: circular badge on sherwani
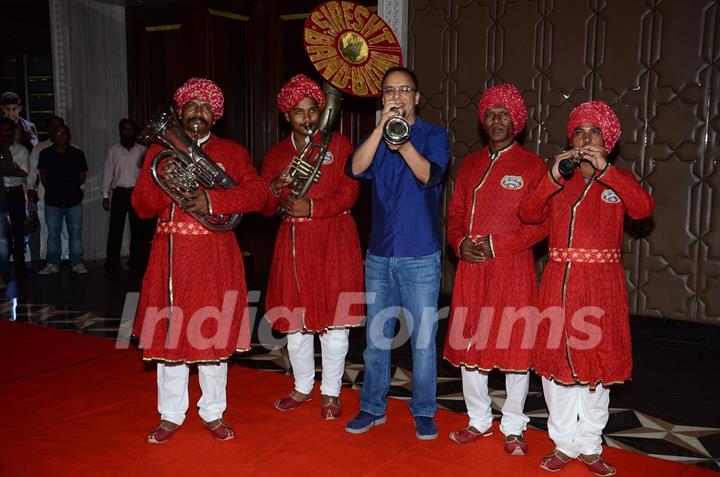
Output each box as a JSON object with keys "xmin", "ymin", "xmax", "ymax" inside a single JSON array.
[
  {"xmin": 501, "ymin": 175, "xmax": 524, "ymax": 190},
  {"xmin": 601, "ymin": 188, "xmax": 621, "ymax": 203},
  {"xmin": 304, "ymin": 1, "xmax": 403, "ymax": 97},
  {"xmin": 321, "ymin": 151, "xmax": 334, "ymax": 165}
]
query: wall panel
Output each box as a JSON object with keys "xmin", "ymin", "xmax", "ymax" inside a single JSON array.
[{"xmin": 409, "ymin": 0, "xmax": 720, "ymax": 324}]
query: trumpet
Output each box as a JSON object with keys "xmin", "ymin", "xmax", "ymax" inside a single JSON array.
[
  {"xmin": 383, "ymin": 107, "xmax": 410, "ymax": 145},
  {"xmin": 558, "ymin": 148, "xmax": 584, "ymax": 179}
]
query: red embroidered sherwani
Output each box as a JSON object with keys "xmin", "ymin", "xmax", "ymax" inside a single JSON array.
[
  {"xmin": 444, "ymin": 143, "xmax": 547, "ymax": 371},
  {"xmin": 131, "ymin": 135, "xmax": 267, "ymax": 363},
  {"xmin": 261, "ymin": 132, "xmax": 364, "ymax": 333},
  {"xmin": 521, "ymin": 165, "xmax": 654, "ymax": 386}
]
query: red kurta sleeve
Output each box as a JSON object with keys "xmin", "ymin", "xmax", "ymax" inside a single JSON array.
[
  {"xmin": 519, "ymin": 171, "xmax": 562, "ymax": 224},
  {"xmin": 446, "ymin": 165, "xmax": 470, "ymax": 256},
  {"xmin": 131, "ymin": 145, "xmax": 172, "ymax": 219},
  {"xmin": 260, "ymin": 145, "xmax": 287, "ymax": 217},
  {"xmin": 595, "ymin": 165, "xmax": 655, "ymax": 219},
  {"xmin": 205, "ymin": 144, "xmax": 268, "ymax": 215},
  {"xmin": 489, "ymin": 221, "xmax": 548, "ymax": 257}
]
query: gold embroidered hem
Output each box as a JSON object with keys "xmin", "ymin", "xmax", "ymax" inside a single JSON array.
[
  {"xmin": 442, "ymin": 356, "xmax": 532, "ymax": 375},
  {"xmin": 274, "ymin": 321, "xmax": 364, "ymax": 334},
  {"xmin": 540, "ymin": 373, "xmax": 628, "ymax": 390}
]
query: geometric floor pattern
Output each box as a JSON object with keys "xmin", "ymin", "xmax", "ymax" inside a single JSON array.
[{"xmin": 3, "ymin": 297, "xmax": 719, "ymax": 472}]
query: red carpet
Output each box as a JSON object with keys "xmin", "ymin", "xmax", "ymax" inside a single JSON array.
[{"xmin": 0, "ymin": 320, "xmax": 713, "ymax": 477}]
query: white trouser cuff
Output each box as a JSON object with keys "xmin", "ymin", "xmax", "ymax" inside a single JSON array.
[
  {"xmin": 197, "ymin": 362, "xmax": 228, "ymax": 422},
  {"xmin": 157, "ymin": 363, "xmax": 189, "ymax": 425},
  {"xmin": 319, "ymin": 329, "xmax": 349, "ymax": 397},
  {"xmin": 498, "ymin": 372, "xmax": 531, "ymax": 436},
  {"xmin": 462, "ymin": 367, "xmax": 493, "ymax": 432}
]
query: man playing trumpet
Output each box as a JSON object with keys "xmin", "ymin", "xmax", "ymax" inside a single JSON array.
[
  {"xmin": 262, "ymin": 74, "xmax": 364, "ymax": 419},
  {"xmin": 523, "ymin": 101, "xmax": 654, "ymax": 476},
  {"xmin": 132, "ymin": 77, "xmax": 267, "ymax": 444}
]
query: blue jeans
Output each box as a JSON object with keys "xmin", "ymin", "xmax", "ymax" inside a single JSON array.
[
  {"xmin": 45, "ymin": 204, "xmax": 84, "ymax": 266},
  {"xmin": 360, "ymin": 251, "xmax": 441, "ymax": 417},
  {"xmin": 0, "ymin": 206, "xmax": 8, "ymax": 274}
]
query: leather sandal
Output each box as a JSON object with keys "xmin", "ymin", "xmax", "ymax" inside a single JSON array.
[
  {"xmin": 147, "ymin": 420, "xmax": 180, "ymax": 444},
  {"xmin": 504, "ymin": 434, "xmax": 528, "ymax": 456},
  {"xmin": 448, "ymin": 426, "xmax": 493, "ymax": 444},
  {"xmin": 202, "ymin": 418, "xmax": 235, "ymax": 441},
  {"xmin": 578, "ymin": 454, "xmax": 616, "ymax": 476},
  {"xmin": 539, "ymin": 449, "xmax": 572, "ymax": 472},
  {"xmin": 321, "ymin": 395, "xmax": 342, "ymax": 420},
  {"xmin": 274, "ymin": 391, "xmax": 311, "ymax": 412}
]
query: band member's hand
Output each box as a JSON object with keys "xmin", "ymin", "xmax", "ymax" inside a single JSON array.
[
  {"xmin": 550, "ymin": 149, "xmax": 579, "ymax": 181},
  {"xmin": 379, "ymin": 101, "xmax": 400, "ymax": 125},
  {"xmin": 579, "ymin": 144, "xmax": 609, "ymax": 171},
  {"xmin": 270, "ymin": 174, "xmax": 292, "ymax": 195},
  {"xmin": 281, "ymin": 198, "xmax": 310, "ymax": 217},
  {"xmin": 459, "ymin": 236, "xmax": 490, "ymax": 263},
  {"xmin": 181, "ymin": 190, "xmax": 209, "ymax": 215},
  {"xmin": 102, "ymin": 198, "xmax": 110, "ymax": 212},
  {"xmin": 159, "ymin": 160, "xmax": 181, "ymax": 187},
  {"xmin": 27, "ymin": 189, "xmax": 39, "ymax": 203}
]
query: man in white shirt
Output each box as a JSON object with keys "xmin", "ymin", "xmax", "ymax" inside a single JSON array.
[
  {"xmin": 0, "ymin": 118, "xmax": 29, "ymax": 285},
  {"xmin": 101, "ymin": 118, "xmax": 146, "ymax": 272},
  {"xmin": 27, "ymin": 116, "xmax": 65, "ymax": 265}
]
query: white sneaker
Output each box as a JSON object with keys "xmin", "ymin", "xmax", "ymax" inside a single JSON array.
[
  {"xmin": 72, "ymin": 263, "xmax": 89, "ymax": 275},
  {"xmin": 38, "ymin": 264, "xmax": 60, "ymax": 275}
]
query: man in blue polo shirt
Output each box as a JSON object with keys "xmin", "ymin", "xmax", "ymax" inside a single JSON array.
[{"xmin": 345, "ymin": 66, "xmax": 450, "ymax": 440}]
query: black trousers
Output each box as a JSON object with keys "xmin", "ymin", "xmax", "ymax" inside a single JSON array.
[
  {"xmin": 105, "ymin": 187, "xmax": 144, "ymax": 269},
  {"xmin": 6, "ymin": 187, "xmax": 26, "ymax": 266}
]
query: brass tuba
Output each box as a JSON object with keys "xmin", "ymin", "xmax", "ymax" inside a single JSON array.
[
  {"xmin": 277, "ymin": 82, "xmax": 342, "ymax": 217},
  {"xmin": 142, "ymin": 105, "xmax": 242, "ymax": 232}
]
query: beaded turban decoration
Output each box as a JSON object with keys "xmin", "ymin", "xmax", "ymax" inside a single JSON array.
[
  {"xmin": 567, "ymin": 100, "xmax": 621, "ymax": 151},
  {"xmin": 173, "ymin": 77, "xmax": 225, "ymax": 121},
  {"xmin": 277, "ymin": 74, "xmax": 326, "ymax": 113},
  {"xmin": 478, "ymin": 83, "xmax": 528, "ymax": 136}
]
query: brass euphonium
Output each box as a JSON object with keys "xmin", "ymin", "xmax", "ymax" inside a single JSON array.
[
  {"xmin": 142, "ymin": 105, "xmax": 242, "ymax": 232},
  {"xmin": 277, "ymin": 82, "xmax": 342, "ymax": 217}
]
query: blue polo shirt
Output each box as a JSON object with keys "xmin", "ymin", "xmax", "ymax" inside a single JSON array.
[{"xmin": 350, "ymin": 117, "xmax": 450, "ymax": 257}]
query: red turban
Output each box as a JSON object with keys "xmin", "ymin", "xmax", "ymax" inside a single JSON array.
[
  {"xmin": 277, "ymin": 74, "xmax": 326, "ymax": 113},
  {"xmin": 566, "ymin": 100, "xmax": 621, "ymax": 151},
  {"xmin": 478, "ymin": 83, "xmax": 527, "ymax": 136},
  {"xmin": 173, "ymin": 77, "xmax": 225, "ymax": 121}
]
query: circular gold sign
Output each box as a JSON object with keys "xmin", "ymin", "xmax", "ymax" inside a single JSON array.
[
  {"xmin": 339, "ymin": 31, "xmax": 369, "ymax": 64},
  {"xmin": 304, "ymin": 1, "xmax": 403, "ymax": 97}
]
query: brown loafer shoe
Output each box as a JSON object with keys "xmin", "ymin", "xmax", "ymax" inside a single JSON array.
[
  {"xmin": 147, "ymin": 420, "xmax": 180, "ymax": 444},
  {"xmin": 504, "ymin": 434, "xmax": 528, "ymax": 456},
  {"xmin": 578, "ymin": 454, "xmax": 616, "ymax": 476},
  {"xmin": 202, "ymin": 418, "xmax": 235, "ymax": 441},
  {"xmin": 321, "ymin": 395, "xmax": 342, "ymax": 420},
  {"xmin": 539, "ymin": 449, "xmax": 572, "ymax": 472},
  {"xmin": 274, "ymin": 391, "xmax": 311, "ymax": 412},
  {"xmin": 448, "ymin": 426, "xmax": 493, "ymax": 445}
]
